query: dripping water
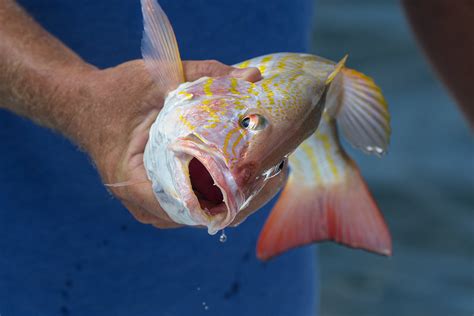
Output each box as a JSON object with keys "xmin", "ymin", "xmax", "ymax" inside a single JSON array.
[{"xmin": 219, "ymin": 230, "xmax": 227, "ymax": 243}]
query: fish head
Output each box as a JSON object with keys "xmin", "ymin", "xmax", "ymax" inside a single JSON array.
[{"xmin": 145, "ymin": 76, "xmax": 301, "ymax": 233}]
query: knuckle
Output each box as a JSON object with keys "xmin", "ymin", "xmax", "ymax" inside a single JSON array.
[
  {"xmin": 205, "ymin": 59, "xmax": 220, "ymax": 66},
  {"xmin": 204, "ymin": 59, "xmax": 227, "ymax": 73}
]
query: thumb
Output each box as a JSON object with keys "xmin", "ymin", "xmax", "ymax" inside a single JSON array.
[{"xmin": 183, "ymin": 60, "xmax": 262, "ymax": 82}]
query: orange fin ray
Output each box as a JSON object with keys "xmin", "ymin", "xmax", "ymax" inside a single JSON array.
[{"xmin": 257, "ymin": 168, "xmax": 391, "ymax": 260}]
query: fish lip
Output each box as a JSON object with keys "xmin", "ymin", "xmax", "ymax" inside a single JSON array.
[{"xmin": 170, "ymin": 136, "xmax": 242, "ymax": 234}]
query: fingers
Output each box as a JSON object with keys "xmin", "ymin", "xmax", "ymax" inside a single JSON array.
[
  {"xmin": 183, "ymin": 60, "xmax": 262, "ymax": 82},
  {"xmin": 113, "ymin": 180, "xmax": 183, "ymax": 229},
  {"xmin": 124, "ymin": 200, "xmax": 182, "ymax": 229},
  {"xmin": 230, "ymin": 67, "xmax": 262, "ymax": 82}
]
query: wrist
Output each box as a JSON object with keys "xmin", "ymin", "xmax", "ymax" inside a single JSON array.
[
  {"xmin": 54, "ymin": 67, "xmax": 116, "ymax": 161},
  {"xmin": 63, "ymin": 62, "xmax": 154, "ymax": 178},
  {"xmin": 44, "ymin": 64, "xmax": 100, "ymax": 148}
]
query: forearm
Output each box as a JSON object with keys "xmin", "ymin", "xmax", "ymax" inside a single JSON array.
[{"xmin": 0, "ymin": 0, "xmax": 96, "ymax": 141}]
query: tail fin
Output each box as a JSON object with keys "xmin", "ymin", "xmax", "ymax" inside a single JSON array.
[{"xmin": 256, "ymin": 120, "xmax": 392, "ymax": 260}]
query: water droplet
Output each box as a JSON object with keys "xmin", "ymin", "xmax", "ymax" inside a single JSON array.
[
  {"xmin": 196, "ymin": 287, "xmax": 201, "ymax": 291},
  {"xmin": 219, "ymin": 230, "xmax": 227, "ymax": 243},
  {"xmin": 202, "ymin": 302, "xmax": 206, "ymax": 306},
  {"xmin": 204, "ymin": 305, "xmax": 209, "ymax": 311},
  {"xmin": 375, "ymin": 146, "xmax": 384, "ymax": 154}
]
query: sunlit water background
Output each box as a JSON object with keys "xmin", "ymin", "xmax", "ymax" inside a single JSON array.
[{"xmin": 312, "ymin": 1, "xmax": 473, "ymax": 315}]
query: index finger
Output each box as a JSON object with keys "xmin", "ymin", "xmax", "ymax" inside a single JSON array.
[{"xmin": 183, "ymin": 60, "xmax": 262, "ymax": 82}]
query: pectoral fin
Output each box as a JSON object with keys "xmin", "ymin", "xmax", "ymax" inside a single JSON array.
[
  {"xmin": 141, "ymin": 0, "xmax": 184, "ymax": 92},
  {"xmin": 326, "ymin": 67, "xmax": 391, "ymax": 156},
  {"xmin": 256, "ymin": 124, "xmax": 392, "ymax": 260}
]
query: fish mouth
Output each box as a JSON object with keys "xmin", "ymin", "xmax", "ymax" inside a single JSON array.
[
  {"xmin": 188, "ymin": 157, "xmax": 227, "ymax": 216},
  {"xmin": 170, "ymin": 136, "xmax": 241, "ymax": 234}
]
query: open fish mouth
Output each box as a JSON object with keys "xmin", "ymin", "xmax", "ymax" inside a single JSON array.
[
  {"xmin": 188, "ymin": 157, "xmax": 227, "ymax": 216},
  {"xmin": 170, "ymin": 136, "xmax": 242, "ymax": 234}
]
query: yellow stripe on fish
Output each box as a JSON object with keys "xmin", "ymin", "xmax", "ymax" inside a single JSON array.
[
  {"xmin": 179, "ymin": 114, "xmax": 196, "ymax": 131},
  {"xmin": 238, "ymin": 59, "xmax": 251, "ymax": 68},
  {"xmin": 300, "ymin": 142, "xmax": 322, "ymax": 184},
  {"xmin": 277, "ymin": 54, "xmax": 292, "ymax": 70},
  {"xmin": 233, "ymin": 99, "xmax": 246, "ymax": 110},
  {"xmin": 203, "ymin": 78, "xmax": 214, "ymax": 96},
  {"xmin": 231, "ymin": 131, "xmax": 247, "ymax": 157},
  {"xmin": 247, "ymin": 82, "xmax": 259, "ymax": 96},
  {"xmin": 230, "ymin": 78, "xmax": 239, "ymax": 95},
  {"xmin": 261, "ymin": 80, "xmax": 275, "ymax": 106},
  {"xmin": 258, "ymin": 55, "xmax": 273, "ymax": 75},
  {"xmin": 200, "ymin": 104, "xmax": 220, "ymax": 122},
  {"xmin": 178, "ymin": 91, "xmax": 193, "ymax": 99},
  {"xmin": 316, "ymin": 133, "xmax": 339, "ymax": 181},
  {"xmin": 223, "ymin": 127, "xmax": 240, "ymax": 158}
]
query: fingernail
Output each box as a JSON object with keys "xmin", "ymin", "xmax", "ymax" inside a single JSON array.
[
  {"xmin": 230, "ymin": 67, "xmax": 262, "ymax": 82},
  {"xmin": 230, "ymin": 68, "xmax": 250, "ymax": 77}
]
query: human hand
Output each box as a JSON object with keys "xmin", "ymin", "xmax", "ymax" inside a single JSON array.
[{"xmin": 79, "ymin": 60, "xmax": 262, "ymax": 228}]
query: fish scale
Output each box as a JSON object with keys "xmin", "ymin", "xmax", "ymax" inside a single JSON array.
[{"xmin": 234, "ymin": 53, "xmax": 334, "ymax": 121}]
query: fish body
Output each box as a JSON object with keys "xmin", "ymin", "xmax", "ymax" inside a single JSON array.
[
  {"xmin": 145, "ymin": 53, "xmax": 335, "ymax": 233},
  {"xmin": 141, "ymin": 0, "xmax": 392, "ymax": 259}
]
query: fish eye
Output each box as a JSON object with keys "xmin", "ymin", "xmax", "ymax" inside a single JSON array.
[
  {"xmin": 239, "ymin": 114, "xmax": 267, "ymax": 130},
  {"xmin": 240, "ymin": 117, "xmax": 251, "ymax": 128}
]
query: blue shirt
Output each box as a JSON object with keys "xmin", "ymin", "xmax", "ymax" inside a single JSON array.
[{"xmin": 0, "ymin": 1, "xmax": 318, "ymax": 315}]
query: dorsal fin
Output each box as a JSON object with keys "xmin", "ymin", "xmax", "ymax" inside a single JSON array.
[
  {"xmin": 325, "ymin": 54, "xmax": 348, "ymax": 85},
  {"xmin": 141, "ymin": 0, "xmax": 184, "ymax": 92},
  {"xmin": 326, "ymin": 67, "xmax": 391, "ymax": 156}
]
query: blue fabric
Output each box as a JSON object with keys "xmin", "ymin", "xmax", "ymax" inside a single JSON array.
[{"xmin": 0, "ymin": 1, "xmax": 318, "ymax": 315}]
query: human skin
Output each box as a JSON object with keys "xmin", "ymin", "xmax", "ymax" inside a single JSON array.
[
  {"xmin": 401, "ymin": 0, "xmax": 474, "ymax": 127},
  {"xmin": 0, "ymin": 0, "xmax": 267, "ymax": 228}
]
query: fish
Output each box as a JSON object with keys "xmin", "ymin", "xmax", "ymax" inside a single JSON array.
[{"xmin": 140, "ymin": 0, "xmax": 392, "ymax": 260}]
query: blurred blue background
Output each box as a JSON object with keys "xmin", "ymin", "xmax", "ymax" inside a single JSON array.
[{"xmin": 312, "ymin": 1, "xmax": 473, "ymax": 315}]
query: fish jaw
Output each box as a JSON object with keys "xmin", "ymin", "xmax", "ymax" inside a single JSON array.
[{"xmin": 170, "ymin": 136, "xmax": 244, "ymax": 234}]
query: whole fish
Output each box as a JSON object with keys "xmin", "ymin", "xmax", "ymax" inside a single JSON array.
[{"xmin": 140, "ymin": 0, "xmax": 392, "ymax": 260}]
